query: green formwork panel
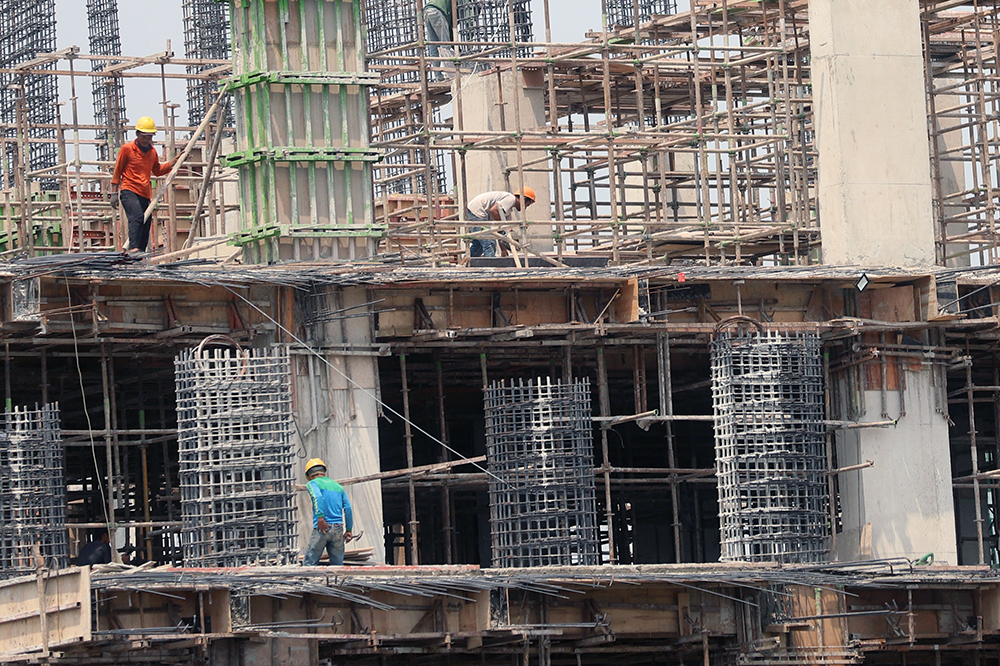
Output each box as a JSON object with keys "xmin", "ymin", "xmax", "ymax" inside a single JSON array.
[{"xmin": 0, "ymin": 225, "xmax": 63, "ymax": 253}]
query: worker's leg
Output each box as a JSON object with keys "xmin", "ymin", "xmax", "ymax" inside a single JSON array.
[
  {"xmin": 302, "ymin": 527, "xmax": 327, "ymax": 566},
  {"xmin": 423, "ymin": 7, "xmax": 450, "ymax": 61},
  {"xmin": 469, "ymin": 227, "xmax": 483, "ymax": 257},
  {"xmin": 120, "ymin": 191, "xmax": 152, "ymax": 252},
  {"xmin": 468, "ymin": 213, "xmax": 489, "ymax": 258},
  {"xmin": 325, "ymin": 523, "xmax": 346, "ymax": 566},
  {"xmin": 481, "ymin": 239, "xmax": 496, "ymax": 257}
]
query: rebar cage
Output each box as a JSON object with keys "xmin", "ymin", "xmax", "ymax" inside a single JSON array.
[
  {"xmin": 485, "ymin": 377, "xmax": 599, "ymax": 568},
  {"xmin": 183, "ymin": 0, "xmax": 233, "ymax": 127},
  {"xmin": 87, "ymin": 0, "xmax": 128, "ymax": 162},
  {"xmin": 0, "ymin": 403, "xmax": 68, "ymax": 578},
  {"xmin": 710, "ymin": 329, "xmax": 829, "ymax": 564},
  {"xmin": 0, "ymin": 2, "xmax": 58, "ymax": 189},
  {"xmin": 456, "ymin": 0, "xmax": 532, "ymax": 60},
  {"xmin": 175, "ymin": 343, "xmax": 298, "ymax": 567},
  {"xmin": 606, "ymin": 0, "xmax": 678, "ymax": 27},
  {"xmin": 365, "ymin": 0, "xmax": 448, "ymax": 196}
]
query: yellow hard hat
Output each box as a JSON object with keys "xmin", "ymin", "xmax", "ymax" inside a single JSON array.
[
  {"xmin": 516, "ymin": 186, "xmax": 536, "ymax": 202},
  {"xmin": 135, "ymin": 116, "xmax": 157, "ymax": 134},
  {"xmin": 305, "ymin": 458, "xmax": 326, "ymax": 477}
]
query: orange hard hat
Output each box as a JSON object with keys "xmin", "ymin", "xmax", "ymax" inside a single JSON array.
[{"xmin": 515, "ymin": 186, "xmax": 536, "ymax": 202}]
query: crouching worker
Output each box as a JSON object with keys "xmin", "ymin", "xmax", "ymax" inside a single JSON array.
[{"xmin": 302, "ymin": 458, "xmax": 353, "ymax": 566}]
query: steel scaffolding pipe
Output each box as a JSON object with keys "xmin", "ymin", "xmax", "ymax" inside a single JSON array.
[
  {"xmin": 0, "ymin": 403, "xmax": 68, "ymax": 578},
  {"xmin": 485, "ymin": 377, "xmax": 599, "ymax": 568},
  {"xmin": 175, "ymin": 342, "xmax": 297, "ymax": 567},
  {"xmin": 711, "ymin": 329, "xmax": 829, "ymax": 564}
]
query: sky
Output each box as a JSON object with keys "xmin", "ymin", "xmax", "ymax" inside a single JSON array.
[{"xmin": 48, "ymin": 0, "xmax": 608, "ymax": 130}]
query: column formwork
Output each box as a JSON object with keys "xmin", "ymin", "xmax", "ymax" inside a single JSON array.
[
  {"xmin": 485, "ymin": 378, "xmax": 599, "ymax": 568},
  {"xmin": 711, "ymin": 329, "xmax": 829, "ymax": 564},
  {"xmin": 175, "ymin": 342, "xmax": 297, "ymax": 567},
  {"xmin": 225, "ymin": 0, "xmax": 384, "ymax": 264},
  {"xmin": 0, "ymin": 403, "xmax": 68, "ymax": 578}
]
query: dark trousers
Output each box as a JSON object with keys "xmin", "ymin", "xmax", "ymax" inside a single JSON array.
[
  {"xmin": 120, "ymin": 190, "xmax": 152, "ymax": 252},
  {"xmin": 467, "ymin": 211, "xmax": 495, "ymax": 257}
]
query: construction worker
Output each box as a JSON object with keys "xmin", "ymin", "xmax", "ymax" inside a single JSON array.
[
  {"xmin": 74, "ymin": 529, "xmax": 112, "ymax": 566},
  {"xmin": 302, "ymin": 458, "xmax": 354, "ymax": 566},
  {"xmin": 467, "ymin": 187, "xmax": 535, "ymax": 257},
  {"xmin": 423, "ymin": 0, "xmax": 453, "ymax": 79},
  {"xmin": 109, "ymin": 116, "xmax": 172, "ymax": 254}
]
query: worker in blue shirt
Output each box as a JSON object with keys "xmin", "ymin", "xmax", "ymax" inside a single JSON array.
[{"xmin": 302, "ymin": 458, "xmax": 354, "ymax": 566}]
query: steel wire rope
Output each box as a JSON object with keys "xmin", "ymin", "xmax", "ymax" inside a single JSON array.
[
  {"xmin": 204, "ymin": 280, "xmax": 512, "ymax": 489},
  {"xmin": 65, "ymin": 277, "xmax": 114, "ymax": 543}
]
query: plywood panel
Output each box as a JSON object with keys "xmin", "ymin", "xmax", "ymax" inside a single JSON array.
[{"xmin": 0, "ymin": 567, "xmax": 90, "ymax": 657}]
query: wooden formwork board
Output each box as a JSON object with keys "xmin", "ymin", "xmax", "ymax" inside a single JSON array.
[
  {"xmin": 231, "ymin": 0, "xmax": 364, "ymax": 76},
  {"xmin": 232, "ymin": 158, "xmax": 378, "ymax": 232},
  {"xmin": 0, "ymin": 566, "xmax": 91, "ymax": 658},
  {"xmin": 231, "ymin": 76, "xmax": 376, "ymax": 153},
  {"xmin": 104, "ymin": 588, "xmax": 233, "ymax": 635},
  {"xmin": 240, "ymin": 234, "xmax": 378, "ymax": 264}
]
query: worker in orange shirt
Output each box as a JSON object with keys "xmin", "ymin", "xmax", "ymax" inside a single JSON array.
[{"xmin": 109, "ymin": 117, "xmax": 172, "ymax": 253}]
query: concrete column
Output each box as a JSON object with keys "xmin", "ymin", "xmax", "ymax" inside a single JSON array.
[
  {"xmin": 455, "ymin": 68, "xmax": 552, "ymax": 253},
  {"xmin": 294, "ymin": 286, "xmax": 384, "ymax": 564},
  {"xmin": 834, "ymin": 369, "xmax": 957, "ymax": 563},
  {"xmin": 811, "ymin": 0, "xmax": 936, "ymax": 266}
]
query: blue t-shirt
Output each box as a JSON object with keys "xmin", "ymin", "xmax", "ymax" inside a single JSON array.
[{"xmin": 306, "ymin": 476, "xmax": 353, "ymax": 531}]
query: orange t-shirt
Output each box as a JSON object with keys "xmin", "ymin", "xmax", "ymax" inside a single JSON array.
[{"xmin": 111, "ymin": 141, "xmax": 172, "ymax": 199}]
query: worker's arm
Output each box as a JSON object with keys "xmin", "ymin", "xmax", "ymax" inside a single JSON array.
[
  {"xmin": 488, "ymin": 203, "xmax": 503, "ymax": 221},
  {"xmin": 109, "ymin": 147, "xmax": 127, "ymax": 205},
  {"xmin": 307, "ymin": 481, "xmax": 329, "ymax": 533},
  {"xmin": 110, "ymin": 146, "xmax": 127, "ymax": 191},
  {"xmin": 342, "ymin": 492, "xmax": 353, "ymax": 535},
  {"xmin": 150, "ymin": 152, "xmax": 172, "ymax": 177}
]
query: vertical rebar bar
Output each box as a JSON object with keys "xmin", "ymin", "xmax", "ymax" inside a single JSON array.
[
  {"xmin": 182, "ymin": 0, "xmax": 233, "ymax": 127},
  {"xmin": 0, "ymin": 1, "xmax": 58, "ymax": 189},
  {"xmin": 605, "ymin": 0, "xmax": 676, "ymax": 28},
  {"xmin": 455, "ymin": 0, "xmax": 532, "ymax": 60}
]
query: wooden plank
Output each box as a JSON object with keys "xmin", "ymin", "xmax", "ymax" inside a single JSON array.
[
  {"xmin": 614, "ymin": 278, "xmax": 641, "ymax": 323},
  {"xmin": 0, "ymin": 566, "xmax": 90, "ymax": 657}
]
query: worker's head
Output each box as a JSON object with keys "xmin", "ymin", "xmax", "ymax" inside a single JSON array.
[
  {"xmin": 514, "ymin": 186, "xmax": 536, "ymax": 210},
  {"xmin": 305, "ymin": 458, "xmax": 327, "ymax": 481},
  {"xmin": 93, "ymin": 528, "xmax": 110, "ymax": 544},
  {"xmin": 135, "ymin": 116, "xmax": 157, "ymax": 148}
]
